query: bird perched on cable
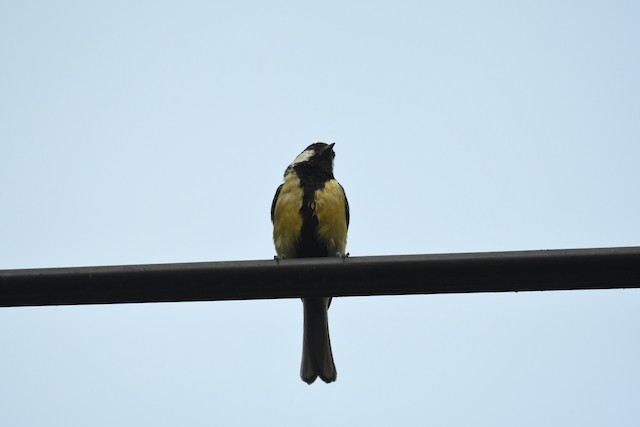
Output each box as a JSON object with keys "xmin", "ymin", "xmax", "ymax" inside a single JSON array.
[{"xmin": 271, "ymin": 142, "xmax": 349, "ymax": 384}]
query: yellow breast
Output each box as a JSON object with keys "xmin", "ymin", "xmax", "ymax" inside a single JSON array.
[
  {"xmin": 314, "ymin": 179, "xmax": 348, "ymax": 256},
  {"xmin": 272, "ymin": 174, "xmax": 304, "ymax": 257},
  {"xmin": 273, "ymin": 174, "xmax": 348, "ymax": 258}
]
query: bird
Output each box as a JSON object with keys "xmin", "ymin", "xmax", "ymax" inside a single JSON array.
[{"xmin": 271, "ymin": 142, "xmax": 349, "ymax": 384}]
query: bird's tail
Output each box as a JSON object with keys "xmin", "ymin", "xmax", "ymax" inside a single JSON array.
[{"xmin": 300, "ymin": 297, "xmax": 337, "ymax": 384}]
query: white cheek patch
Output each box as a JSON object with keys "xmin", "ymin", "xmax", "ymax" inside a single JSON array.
[{"xmin": 290, "ymin": 148, "xmax": 315, "ymax": 167}]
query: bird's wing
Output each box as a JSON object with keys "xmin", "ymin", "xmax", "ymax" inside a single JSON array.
[{"xmin": 270, "ymin": 183, "xmax": 284, "ymax": 223}]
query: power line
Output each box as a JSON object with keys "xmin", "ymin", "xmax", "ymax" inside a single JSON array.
[{"xmin": 1, "ymin": 247, "xmax": 639, "ymax": 308}]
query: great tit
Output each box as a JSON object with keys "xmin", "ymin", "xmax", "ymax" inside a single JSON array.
[{"xmin": 271, "ymin": 142, "xmax": 349, "ymax": 384}]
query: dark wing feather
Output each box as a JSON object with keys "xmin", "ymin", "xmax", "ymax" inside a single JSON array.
[
  {"xmin": 339, "ymin": 183, "xmax": 350, "ymax": 228},
  {"xmin": 271, "ymin": 183, "xmax": 284, "ymax": 223}
]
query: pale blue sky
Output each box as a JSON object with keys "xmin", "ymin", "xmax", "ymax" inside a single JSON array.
[{"xmin": 1, "ymin": 1, "xmax": 639, "ymax": 426}]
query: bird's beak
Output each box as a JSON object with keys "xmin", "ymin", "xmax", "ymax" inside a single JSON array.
[{"xmin": 324, "ymin": 143, "xmax": 335, "ymax": 153}]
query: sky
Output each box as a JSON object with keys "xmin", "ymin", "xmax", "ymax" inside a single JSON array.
[{"xmin": 1, "ymin": 1, "xmax": 639, "ymax": 426}]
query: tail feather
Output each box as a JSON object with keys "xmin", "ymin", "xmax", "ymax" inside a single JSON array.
[{"xmin": 300, "ymin": 297, "xmax": 336, "ymax": 384}]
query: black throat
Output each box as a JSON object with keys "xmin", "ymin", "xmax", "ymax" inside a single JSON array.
[{"xmin": 294, "ymin": 164, "xmax": 334, "ymax": 258}]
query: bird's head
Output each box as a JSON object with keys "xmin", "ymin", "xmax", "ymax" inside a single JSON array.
[{"xmin": 288, "ymin": 142, "xmax": 336, "ymax": 178}]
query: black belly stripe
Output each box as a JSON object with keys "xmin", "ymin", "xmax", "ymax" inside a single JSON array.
[
  {"xmin": 297, "ymin": 184, "xmax": 326, "ymax": 257},
  {"xmin": 293, "ymin": 163, "xmax": 334, "ymax": 258}
]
